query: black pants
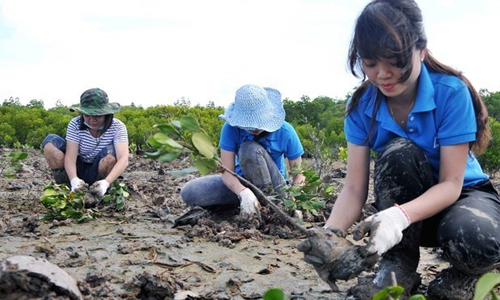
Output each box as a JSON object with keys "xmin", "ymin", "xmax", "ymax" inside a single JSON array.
[{"xmin": 374, "ymin": 137, "xmax": 500, "ymax": 274}]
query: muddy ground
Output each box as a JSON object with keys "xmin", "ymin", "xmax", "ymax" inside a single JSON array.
[{"xmin": 0, "ymin": 149, "xmax": 496, "ymax": 299}]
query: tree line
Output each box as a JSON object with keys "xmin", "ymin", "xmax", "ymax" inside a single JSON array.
[{"xmin": 1, "ymin": 89, "xmax": 500, "ymax": 172}]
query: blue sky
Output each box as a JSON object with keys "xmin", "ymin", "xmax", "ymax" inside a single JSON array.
[{"xmin": 1, "ymin": 0, "xmax": 499, "ymax": 109}]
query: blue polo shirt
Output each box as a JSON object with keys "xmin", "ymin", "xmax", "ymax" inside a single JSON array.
[
  {"xmin": 219, "ymin": 121, "xmax": 304, "ymax": 178},
  {"xmin": 345, "ymin": 64, "xmax": 488, "ymax": 186}
]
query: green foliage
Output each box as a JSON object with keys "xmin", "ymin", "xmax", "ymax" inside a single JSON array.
[
  {"xmin": 478, "ymin": 117, "xmax": 500, "ymax": 173},
  {"xmin": 1, "ymin": 150, "xmax": 28, "ymax": 178},
  {"xmin": 338, "ymin": 146, "xmax": 348, "ymax": 163},
  {"xmin": 145, "ymin": 116, "xmax": 219, "ymax": 175},
  {"xmin": 263, "ymin": 288, "xmax": 285, "ymax": 300},
  {"xmin": 40, "ymin": 184, "xmax": 97, "ymax": 222},
  {"xmin": 102, "ymin": 181, "xmax": 130, "ymax": 211},
  {"xmin": 284, "ymin": 169, "xmax": 333, "ymax": 215},
  {"xmin": 473, "ymin": 273, "xmax": 500, "ymax": 300}
]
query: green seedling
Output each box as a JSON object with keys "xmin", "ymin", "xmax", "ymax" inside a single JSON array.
[
  {"xmin": 1, "ymin": 150, "xmax": 28, "ymax": 178},
  {"xmin": 103, "ymin": 180, "xmax": 129, "ymax": 211},
  {"xmin": 284, "ymin": 168, "xmax": 333, "ymax": 216},
  {"xmin": 40, "ymin": 184, "xmax": 97, "ymax": 222}
]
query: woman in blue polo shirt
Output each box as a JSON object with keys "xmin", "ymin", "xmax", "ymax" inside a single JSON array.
[
  {"xmin": 298, "ymin": 0, "xmax": 500, "ymax": 299},
  {"xmin": 180, "ymin": 84, "xmax": 305, "ymax": 219}
]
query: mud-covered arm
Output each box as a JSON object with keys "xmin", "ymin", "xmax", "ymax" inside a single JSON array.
[
  {"xmin": 324, "ymin": 142, "xmax": 370, "ymax": 231},
  {"xmin": 220, "ymin": 149, "xmax": 246, "ymax": 195}
]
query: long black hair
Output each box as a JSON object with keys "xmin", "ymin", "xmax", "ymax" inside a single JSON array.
[{"xmin": 346, "ymin": 0, "xmax": 490, "ymax": 153}]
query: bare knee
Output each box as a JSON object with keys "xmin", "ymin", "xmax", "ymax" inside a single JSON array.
[
  {"xmin": 98, "ymin": 154, "xmax": 116, "ymax": 178},
  {"xmin": 43, "ymin": 143, "xmax": 65, "ymax": 169}
]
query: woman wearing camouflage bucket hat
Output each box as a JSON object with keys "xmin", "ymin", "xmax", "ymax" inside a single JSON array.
[
  {"xmin": 180, "ymin": 84, "xmax": 306, "ymax": 220},
  {"xmin": 42, "ymin": 88, "xmax": 129, "ymax": 206}
]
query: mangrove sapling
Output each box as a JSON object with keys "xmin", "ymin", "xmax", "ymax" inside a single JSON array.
[
  {"xmin": 40, "ymin": 184, "xmax": 97, "ymax": 222},
  {"xmin": 0, "ymin": 150, "xmax": 28, "ymax": 178}
]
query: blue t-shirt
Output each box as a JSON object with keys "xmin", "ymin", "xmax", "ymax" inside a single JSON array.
[
  {"xmin": 219, "ymin": 121, "xmax": 304, "ymax": 178},
  {"xmin": 344, "ymin": 64, "xmax": 488, "ymax": 186}
]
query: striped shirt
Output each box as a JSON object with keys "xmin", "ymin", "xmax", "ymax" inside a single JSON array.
[{"xmin": 66, "ymin": 116, "xmax": 129, "ymax": 163}]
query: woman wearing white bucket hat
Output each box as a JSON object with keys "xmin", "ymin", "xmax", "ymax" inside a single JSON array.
[{"xmin": 181, "ymin": 84, "xmax": 305, "ymax": 218}]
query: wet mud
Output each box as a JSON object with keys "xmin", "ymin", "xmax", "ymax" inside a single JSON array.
[{"xmin": 0, "ymin": 149, "xmax": 488, "ymax": 299}]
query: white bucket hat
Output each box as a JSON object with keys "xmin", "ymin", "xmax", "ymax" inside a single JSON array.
[{"xmin": 219, "ymin": 84, "xmax": 286, "ymax": 132}]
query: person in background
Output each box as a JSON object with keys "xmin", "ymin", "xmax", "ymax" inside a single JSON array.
[
  {"xmin": 42, "ymin": 88, "xmax": 129, "ymax": 203},
  {"xmin": 180, "ymin": 84, "xmax": 305, "ymax": 219},
  {"xmin": 300, "ymin": 0, "xmax": 500, "ymax": 299}
]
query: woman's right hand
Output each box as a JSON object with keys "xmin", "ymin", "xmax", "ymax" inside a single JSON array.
[
  {"xmin": 238, "ymin": 188, "xmax": 260, "ymax": 217},
  {"xmin": 70, "ymin": 177, "xmax": 88, "ymax": 193}
]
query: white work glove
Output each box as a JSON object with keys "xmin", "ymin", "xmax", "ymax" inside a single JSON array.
[
  {"xmin": 70, "ymin": 177, "xmax": 88, "ymax": 193},
  {"xmin": 238, "ymin": 188, "xmax": 260, "ymax": 217},
  {"xmin": 89, "ymin": 179, "xmax": 110, "ymax": 200},
  {"xmin": 352, "ymin": 205, "xmax": 410, "ymax": 256}
]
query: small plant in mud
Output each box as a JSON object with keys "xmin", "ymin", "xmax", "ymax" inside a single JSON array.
[
  {"xmin": 284, "ymin": 168, "xmax": 333, "ymax": 216},
  {"xmin": 0, "ymin": 150, "xmax": 28, "ymax": 178},
  {"xmin": 40, "ymin": 184, "xmax": 97, "ymax": 222},
  {"xmin": 40, "ymin": 180, "xmax": 130, "ymax": 222},
  {"xmin": 102, "ymin": 180, "xmax": 129, "ymax": 211}
]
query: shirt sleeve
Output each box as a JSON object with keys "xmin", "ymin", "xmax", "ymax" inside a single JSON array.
[
  {"xmin": 285, "ymin": 123, "xmax": 304, "ymax": 160},
  {"xmin": 219, "ymin": 123, "xmax": 239, "ymax": 152},
  {"xmin": 437, "ymin": 85, "xmax": 477, "ymax": 146},
  {"xmin": 114, "ymin": 120, "xmax": 129, "ymax": 144},
  {"xmin": 65, "ymin": 117, "xmax": 80, "ymax": 144},
  {"xmin": 344, "ymin": 101, "xmax": 369, "ymax": 145}
]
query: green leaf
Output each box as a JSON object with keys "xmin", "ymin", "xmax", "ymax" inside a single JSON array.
[
  {"xmin": 155, "ymin": 123, "xmax": 180, "ymax": 137},
  {"xmin": 180, "ymin": 116, "xmax": 200, "ymax": 133},
  {"xmin": 263, "ymin": 288, "xmax": 285, "ymax": 300},
  {"xmin": 16, "ymin": 152, "xmax": 28, "ymax": 160},
  {"xmin": 171, "ymin": 120, "xmax": 181, "ymax": 128},
  {"xmin": 473, "ymin": 273, "xmax": 500, "ymax": 300},
  {"xmin": 409, "ymin": 294, "xmax": 426, "ymax": 300},
  {"xmin": 373, "ymin": 286, "xmax": 404, "ymax": 300},
  {"xmin": 192, "ymin": 132, "xmax": 215, "ymax": 159},
  {"xmin": 283, "ymin": 199, "xmax": 296, "ymax": 210},
  {"xmin": 147, "ymin": 135, "xmax": 163, "ymax": 149},
  {"xmin": 194, "ymin": 157, "xmax": 218, "ymax": 175},
  {"xmin": 169, "ymin": 167, "xmax": 198, "ymax": 178},
  {"xmin": 144, "ymin": 149, "xmax": 162, "ymax": 159},
  {"xmin": 153, "ymin": 133, "xmax": 183, "ymax": 149},
  {"xmin": 159, "ymin": 152, "xmax": 179, "ymax": 162}
]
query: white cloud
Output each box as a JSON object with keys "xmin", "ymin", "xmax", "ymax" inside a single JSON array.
[{"xmin": 0, "ymin": 0, "xmax": 498, "ymax": 109}]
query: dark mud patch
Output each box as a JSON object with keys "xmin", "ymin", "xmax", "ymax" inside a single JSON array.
[{"xmin": 0, "ymin": 149, "xmax": 476, "ymax": 299}]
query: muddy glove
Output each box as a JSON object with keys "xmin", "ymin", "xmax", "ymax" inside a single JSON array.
[
  {"xmin": 89, "ymin": 179, "xmax": 110, "ymax": 200},
  {"xmin": 238, "ymin": 188, "xmax": 260, "ymax": 217},
  {"xmin": 353, "ymin": 205, "xmax": 410, "ymax": 256},
  {"xmin": 70, "ymin": 177, "xmax": 88, "ymax": 193},
  {"xmin": 297, "ymin": 227, "xmax": 378, "ymax": 291}
]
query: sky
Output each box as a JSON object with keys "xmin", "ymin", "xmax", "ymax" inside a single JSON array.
[{"xmin": 0, "ymin": 0, "xmax": 499, "ymax": 110}]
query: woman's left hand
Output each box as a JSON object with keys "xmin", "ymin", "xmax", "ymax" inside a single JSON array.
[
  {"xmin": 352, "ymin": 206, "xmax": 410, "ymax": 256},
  {"xmin": 90, "ymin": 180, "xmax": 110, "ymax": 199}
]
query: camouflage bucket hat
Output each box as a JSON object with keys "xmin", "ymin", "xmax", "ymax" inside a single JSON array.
[{"xmin": 70, "ymin": 88, "xmax": 120, "ymax": 115}]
